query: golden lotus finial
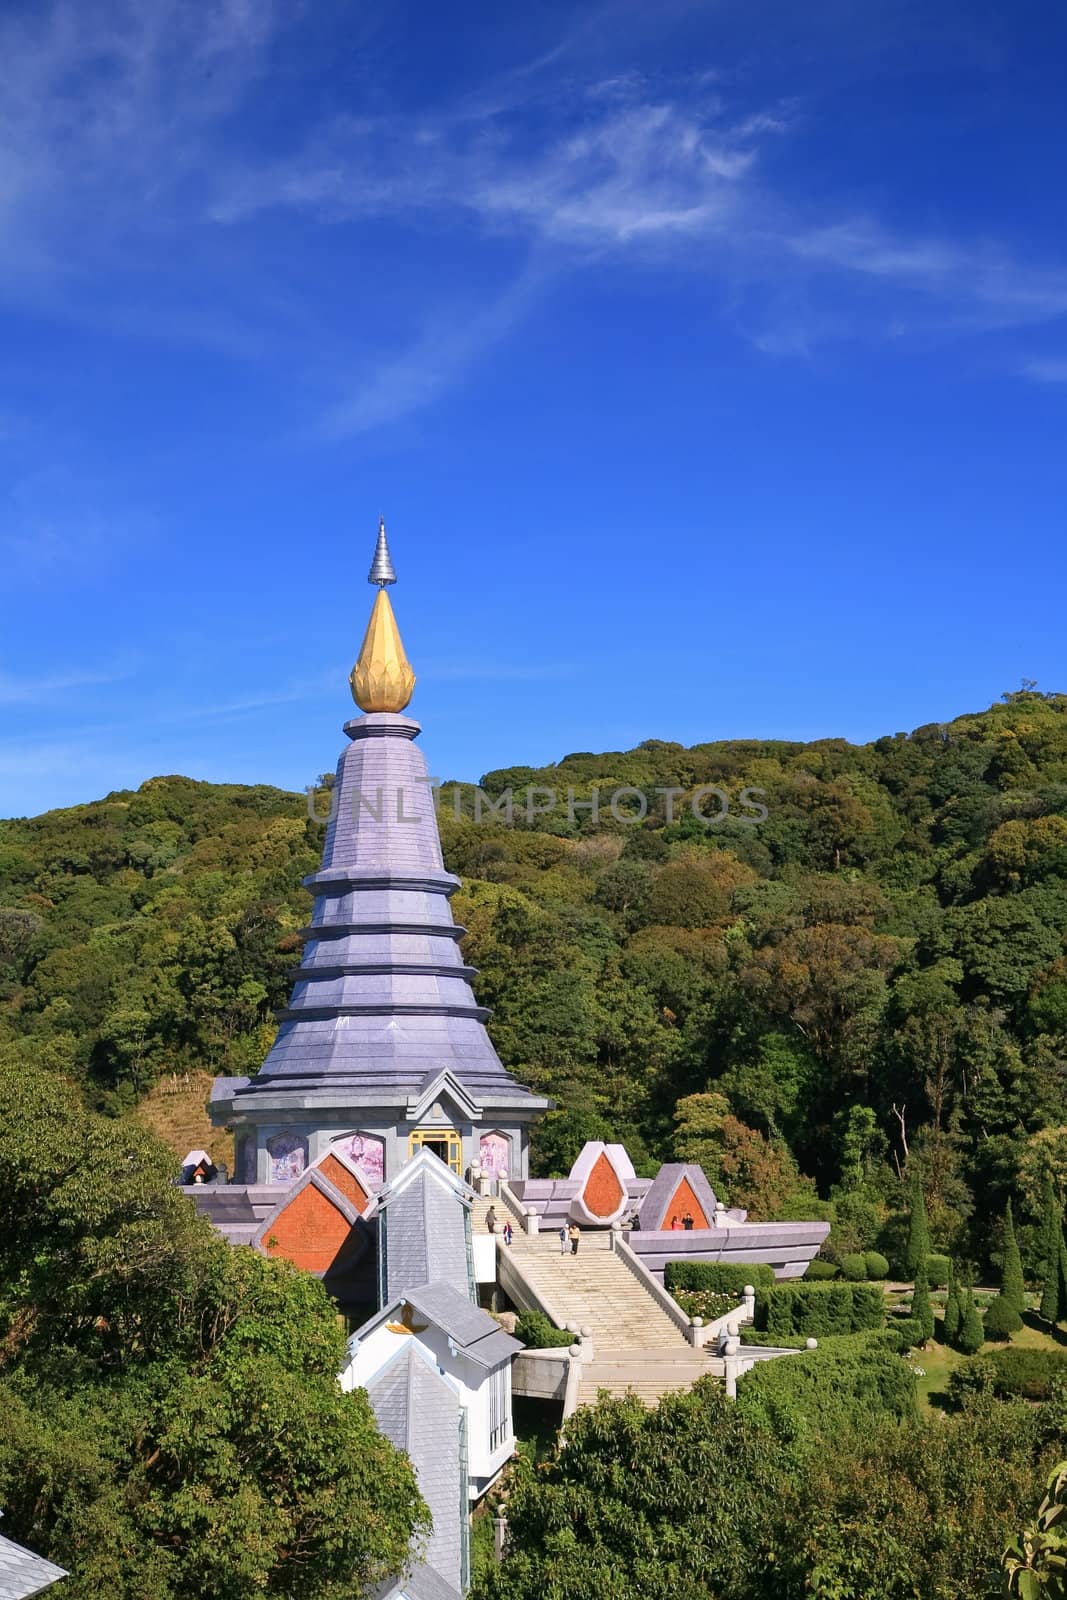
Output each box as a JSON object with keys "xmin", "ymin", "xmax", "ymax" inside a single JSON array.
[{"xmin": 349, "ymin": 519, "xmax": 416, "ymax": 712}]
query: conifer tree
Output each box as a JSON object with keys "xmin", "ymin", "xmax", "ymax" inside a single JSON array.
[
  {"xmin": 958, "ymin": 1288, "xmax": 984, "ymax": 1356},
  {"xmin": 1039, "ymin": 1195, "xmax": 1065, "ymax": 1327},
  {"xmin": 1001, "ymin": 1198, "xmax": 1026, "ymax": 1315},
  {"xmin": 904, "ymin": 1172, "xmax": 931, "ymax": 1280},
  {"xmin": 1039, "ymin": 1177, "xmax": 1061, "ymax": 1283},
  {"xmin": 911, "ymin": 1264, "xmax": 934, "ymax": 1345},
  {"xmin": 942, "ymin": 1260, "xmax": 960, "ymax": 1345}
]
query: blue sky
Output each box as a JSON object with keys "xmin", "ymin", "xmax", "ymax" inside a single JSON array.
[{"xmin": 2, "ymin": 0, "xmax": 1066, "ymax": 818}]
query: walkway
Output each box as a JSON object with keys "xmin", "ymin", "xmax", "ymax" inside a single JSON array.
[{"xmin": 471, "ymin": 1195, "xmax": 725, "ymax": 1406}]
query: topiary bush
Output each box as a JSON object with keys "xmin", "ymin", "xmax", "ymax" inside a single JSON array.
[
  {"xmin": 755, "ymin": 1282, "xmax": 885, "ymax": 1339},
  {"xmin": 840, "ymin": 1253, "xmax": 869, "ymax": 1281},
  {"xmin": 882, "ymin": 1316, "xmax": 923, "ymax": 1353},
  {"xmin": 983, "ymin": 1292, "xmax": 1023, "ymax": 1341},
  {"xmin": 804, "ymin": 1259, "xmax": 839, "ymax": 1280},
  {"xmin": 664, "ymin": 1261, "xmax": 775, "ymax": 1295},
  {"xmin": 864, "ymin": 1251, "xmax": 889, "ymax": 1281},
  {"xmin": 926, "ymin": 1253, "xmax": 951, "ymax": 1288},
  {"xmin": 514, "ymin": 1309, "xmax": 574, "ymax": 1349},
  {"xmin": 958, "ymin": 1291, "xmax": 984, "ymax": 1355}
]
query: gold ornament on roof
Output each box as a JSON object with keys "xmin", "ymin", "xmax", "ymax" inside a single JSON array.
[{"xmin": 349, "ymin": 518, "xmax": 416, "ymax": 712}]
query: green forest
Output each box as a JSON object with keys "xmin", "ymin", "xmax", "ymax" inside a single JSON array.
[{"xmin": 2, "ymin": 685, "xmax": 1067, "ymax": 1279}]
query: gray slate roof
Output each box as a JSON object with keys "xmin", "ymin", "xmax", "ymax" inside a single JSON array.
[
  {"xmin": 213, "ymin": 713, "xmax": 550, "ymax": 1116},
  {"xmin": 378, "ymin": 1156, "xmax": 473, "ymax": 1304},
  {"xmin": 367, "ymin": 1347, "xmax": 464, "ymax": 1599},
  {"xmin": 0, "ymin": 1532, "xmax": 66, "ymax": 1598},
  {"xmin": 356, "ymin": 1282, "xmax": 521, "ymax": 1370}
]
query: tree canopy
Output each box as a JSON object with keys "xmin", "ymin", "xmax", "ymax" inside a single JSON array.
[{"xmin": 0, "ymin": 1059, "xmax": 426, "ymax": 1599}]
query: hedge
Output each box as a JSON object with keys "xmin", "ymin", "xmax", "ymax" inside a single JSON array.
[
  {"xmin": 804, "ymin": 1259, "xmax": 839, "ymax": 1281},
  {"xmin": 514, "ymin": 1309, "xmax": 574, "ymax": 1349},
  {"xmin": 736, "ymin": 1339, "xmax": 916, "ymax": 1439},
  {"xmin": 754, "ymin": 1282, "xmax": 885, "ymax": 1339},
  {"xmin": 663, "ymin": 1261, "xmax": 775, "ymax": 1295},
  {"xmin": 840, "ymin": 1253, "xmax": 868, "ymax": 1281},
  {"xmin": 864, "ymin": 1251, "xmax": 890, "ymax": 1281}
]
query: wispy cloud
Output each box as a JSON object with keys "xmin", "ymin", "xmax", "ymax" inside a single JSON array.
[
  {"xmin": 0, "ymin": 664, "xmax": 133, "ymax": 707},
  {"xmin": 1020, "ymin": 357, "xmax": 1067, "ymax": 384},
  {"xmin": 2, "ymin": 0, "xmax": 1066, "ymax": 432}
]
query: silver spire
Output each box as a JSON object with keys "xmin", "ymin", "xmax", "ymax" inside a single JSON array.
[{"xmin": 367, "ymin": 516, "xmax": 397, "ymax": 587}]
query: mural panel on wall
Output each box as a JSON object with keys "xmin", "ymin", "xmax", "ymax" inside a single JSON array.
[
  {"xmin": 267, "ymin": 1133, "xmax": 307, "ymax": 1183},
  {"xmin": 335, "ymin": 1132, "xmax": 385, "ymax": 1186},
  {"xmin": 479, "ymin": 1132, "xmax": 510, "ymax": 1178}
]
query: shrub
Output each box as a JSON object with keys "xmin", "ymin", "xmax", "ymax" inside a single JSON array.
[
  {"xmin": 984, "ymin": 1348, "xmax": 1067, "ymax": 1400},
  {"xmin": 663, "ymin": 1261, "xmax": 775, "ymax": 1295},
  {"xmin": 737, "ymin": 1339, "xmax": 916, "ymax": 1440},
  {"xmin": 755, "ymin": 1282, "xmax": 885, "ymax": 1339},
  {"xmin": 983, "ymin": 1292, "xmax": 1023, "ymax": 1341},
  {"xmin": 958, "ymin": 1291, "xmax": 985, "ymax": 1356},
  {"xmin": 739, "ymin": 1330, "xmax": 809, "ymax": 1349},
  {"xmin": 864, "ymin": 1251, "xmax": 890, "ymax": 1281},
  {"xmin": 840, "ymin": 1253, "xmax": 869, "ymax": 1281},
  {"xmin": 943, "ymin": 1262, "xmax": 961, "ymax": 1344},
  {"xmin": 947, "ymin": 1358, "xmax": 996, "ymax": 1406},
  {"xmin": 514, "ymin": 1309, "xmax": 574, "ymax": 1349},
  {"xmin": 882, "ymin": 1316, "xmax": 923, "ymax": 1353},
  {"xmin": 926, "ymin": 1253, "xmax": 951, "ymax": 1288},
  {"xmin": 805, "ymin": 1259, "xmax": 839, "ymax": 1280},
  {"xmin": 911, "ymin": 1268, "xmax": 934, "ymax": 1345}
]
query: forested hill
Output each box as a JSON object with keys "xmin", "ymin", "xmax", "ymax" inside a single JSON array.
[{"xmin": 2, "ymin": 687, "xmax": 1067, "ymax": 1271}]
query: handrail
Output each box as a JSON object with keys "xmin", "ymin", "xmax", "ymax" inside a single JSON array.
[{"xmin": 497, "ymin": 1180, "xmax": 529, "ymax": 1228}]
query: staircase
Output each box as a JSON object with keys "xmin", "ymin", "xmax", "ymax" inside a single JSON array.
[{"xmin": 471, "ymin": 1196, "xmax": 725, "ymax": 1407}]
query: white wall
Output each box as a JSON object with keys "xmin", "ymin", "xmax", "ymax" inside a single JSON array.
[{"xmin": 340, "ymin": 1319, "xmax": 514, "ymax": 1491}]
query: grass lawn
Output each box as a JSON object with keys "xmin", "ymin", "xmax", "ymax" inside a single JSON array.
[{"xmin": 911, "ymin": 1310, "xmax": 1066, "ymax": 1413}]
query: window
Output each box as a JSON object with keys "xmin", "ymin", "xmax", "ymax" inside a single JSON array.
[{"xmin": 487, "ymin": 1361, "xmax": 510, "ymax": 1452}]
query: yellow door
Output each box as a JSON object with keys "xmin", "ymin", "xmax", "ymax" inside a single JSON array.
[{"xmin": 409, "ymin": 1127, "xmax": 463, "ymax": 1174}]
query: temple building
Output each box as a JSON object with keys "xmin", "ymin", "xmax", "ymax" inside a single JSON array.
[{"xmin": 208, "ymin": 520, "xmax": 550, "ymax": 1191}]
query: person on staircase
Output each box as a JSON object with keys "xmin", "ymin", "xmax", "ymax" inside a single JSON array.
[
  {"xmin": 485, "ymin": 1205, "xmax": 499, "ymax": 1233},
  {"xmin": 568, "ymin": 1222, "xmax": 581, "ymax": 1256},
  {"xmin": 558, "ymin": 1224, "xmax": 568, "ymax": 1255}
]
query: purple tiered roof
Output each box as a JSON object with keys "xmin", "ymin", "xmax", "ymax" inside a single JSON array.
[{"xmin": 225, "ymin": 710, "xmax": 543, "ymax": 1112}]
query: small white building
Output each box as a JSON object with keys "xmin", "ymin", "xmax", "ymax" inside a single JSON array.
[{"xmin": 342, "ymin": 1279, "xmax": 521, "ymax": 1497}]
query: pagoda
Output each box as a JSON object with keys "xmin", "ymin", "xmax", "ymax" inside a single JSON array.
[{"xmin": 209, "ymin": 520, "xmax": 550, "ymax": 1188}]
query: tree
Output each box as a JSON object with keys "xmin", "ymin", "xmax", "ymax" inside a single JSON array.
[
  {"xmin": 1002, "ymin": 1459, "xmax": 1067, "ymax": 1599},
  {"xmin": 911, "ymin": 1265, "xmax": 935, "ymax": 1346},
  {"xmin": 1002, "ymin": 1199, "xmax": 1027, "ymax": 1316},
  {"xmin": 476, "ymin": 1380, "xmax": 789, "ymax": 1600},
  {"xmin": 959, "ymin": 1289, "xmax": 985, "ymax": 1355},
  {"xmin": 985, "ymin": 1293, "xmax": 1023, "ymax": 1339},
  {"xmin": 905, "ymin": 1172, "xmax": 932, "ymax": 1279},
  {"xmin": 1039, "ymin": 1176, "xmax": 1064, "ymax": 1286},
  {"xmin": 0, "ymin": 1060, "xmax": 426, "ymax": 1598},
  {"xmin": 1039, "ymin": 1201, "xmax": 1066, "ymax": 1329},
  {"xmin": 943, "ymin": 1260, "xmax": 961, "ymax": 1345}
]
